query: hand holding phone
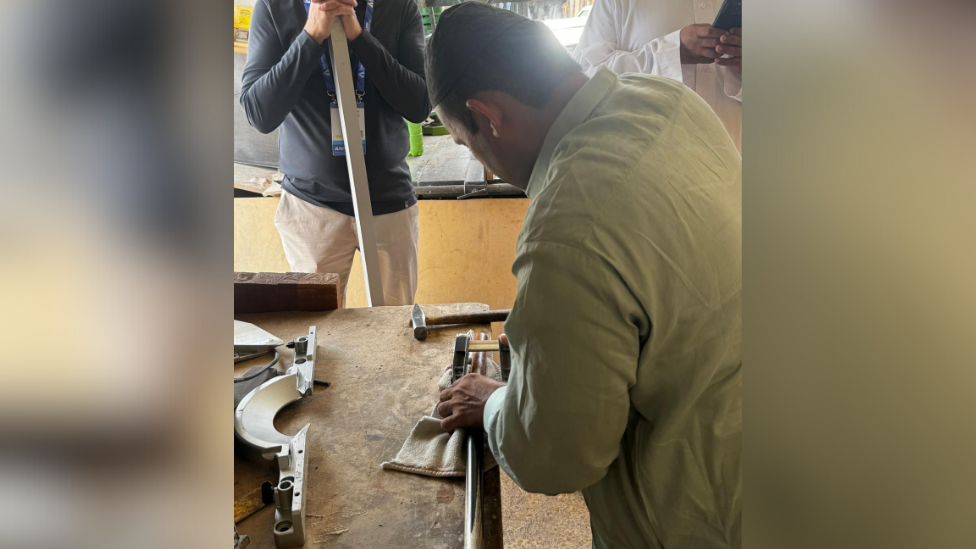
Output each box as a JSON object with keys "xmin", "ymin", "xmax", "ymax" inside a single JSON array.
[
  {"xmin": 712, "ymin": 0, "xmax": 742, "ymax": 68},
  {"xmin": 679, "ymin": 24, "xmax": 726, "ymax": 65},
  {"xmin": 716, "ymin": 28, "xmax": 742, "ymax": 68}
]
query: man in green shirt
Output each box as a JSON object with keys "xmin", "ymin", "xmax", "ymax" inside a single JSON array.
[{"xmin": 429, "ymin": 4, "xmax": 741, "ymax": 548}]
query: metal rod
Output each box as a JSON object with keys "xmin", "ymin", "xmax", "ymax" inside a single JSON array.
[
  {"xmin": 465, "ymin": 429, "xmax": 484, "ymax": 549},
  {"xmin": 413, "ymin": 182, "xmax": 525, "ymax": 198},
  {"xmin": 464, "ymin": 332, "xmax": 488, "ymax": 549},
  {"xmin": 329, "ymin": 21, "xmax": 385, "ymax": 306}
]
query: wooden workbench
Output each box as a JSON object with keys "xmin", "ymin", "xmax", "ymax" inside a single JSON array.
[{"xmin": 235, "ymin": 303, "xmax": 503, "ymax": 548}]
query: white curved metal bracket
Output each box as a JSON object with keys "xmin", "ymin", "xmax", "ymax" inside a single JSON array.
[{"xmin": 235, "ymin": 327, "xmax": 317, "ymax": 548}]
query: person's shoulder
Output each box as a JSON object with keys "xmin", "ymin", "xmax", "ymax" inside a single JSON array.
[
  {"xmin": 612, "ymin": 73, "xmax": 693, "ymax": 116},
  {"xmin": 571, "ymin": 73, "xmax": 733, "ymax": 163},
  {"xmin": 615, "ymin": 73, "xmax": 731, "ymax": 130},
  {"xmin": 617, "ymin": 72, "xmax": 687, "ymax": 91},
  {"xmin": 517, "ymin": 140, "xmax": 645, "ymax": 257},
  {"xmin": 547, "ymin": 77, "xmax": 685, "ymax": 184}
]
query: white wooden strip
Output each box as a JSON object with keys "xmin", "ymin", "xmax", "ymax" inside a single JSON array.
[{"xmin": 329, "ymin": 21, "xmax": 385, "ymax": 306}]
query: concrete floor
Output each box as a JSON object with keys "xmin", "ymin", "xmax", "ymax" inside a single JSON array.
[
  {"xmin": 500, "ymin": 477, "xmax": 592, "ymax": 548},
  {"xmin": 235, "ymin": 196, "xmax": 593, "ymax": 546}
]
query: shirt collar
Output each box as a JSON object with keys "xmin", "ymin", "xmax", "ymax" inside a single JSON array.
[{"xmin": 524, "ymin": 66, "xmax": 617, "ymax": 199}]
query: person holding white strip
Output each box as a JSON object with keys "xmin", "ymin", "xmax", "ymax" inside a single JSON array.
[{"xmin": 241, "ymin": 0, "xmax": 430, "ymax": 306}]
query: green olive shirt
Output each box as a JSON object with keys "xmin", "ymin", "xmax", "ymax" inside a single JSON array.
[{"xmin": 484, "ymin": 67, "xmax": 742, "ymax": 548}]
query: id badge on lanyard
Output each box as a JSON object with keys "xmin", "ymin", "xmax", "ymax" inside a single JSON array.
[
  {"xmin": 302, "ymin": 0, "xmax": 374, "ymax": 156},
  {"xmin": 330, "ymin": 102, "xmax": 366, "ymax": 156}
]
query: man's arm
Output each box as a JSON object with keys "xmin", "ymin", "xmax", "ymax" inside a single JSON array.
[
  {"xmin": 573, "ymin": 0, "xmax": 725, "ymax": 85},
  {"xmin": 573, "ymin": 0, "xmax": 681, "ymax": 78},
  {"xmin": 483, "ymin": 243, "xmax": 641, "ymax": 495},
  {"xmin": 239, "ymin": 0, "xmax": 331, "ymax": 134},
  {"xmin": 348, "ymin": 0, "xmax": 431, "ymax": 123}
]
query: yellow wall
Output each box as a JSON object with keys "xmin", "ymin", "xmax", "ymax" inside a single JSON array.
[{"xmin": 234, "ymin": 197, "xmax": 529, "ymax": 310}]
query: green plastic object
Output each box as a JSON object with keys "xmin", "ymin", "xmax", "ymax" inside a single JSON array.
[
  {"xmin": 422, "ymin": 124, "xmax": 450, "ymax": 136},
  {"xmin": 407, "ymin": 121, "xmax": 423, "ymax": 157}
]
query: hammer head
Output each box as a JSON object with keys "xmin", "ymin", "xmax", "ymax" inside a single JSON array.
[{"xmin": 411, "ymin": 303, "xmax": 427, "ymax": 340}]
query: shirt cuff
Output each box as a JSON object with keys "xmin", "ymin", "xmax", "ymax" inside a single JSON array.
[
  {"xmin": 483, "ymin": 385, "xmax": 507, "ymax": 466},
  {"xmin": 651, "ymin": 28, "xmax": 685, "ymax": 82},
  {"xmin": 299, "ymin": 29, "xmax": 328, "ymax": 53},
  {"xmin": 483, "ymin": 385, "xmax": 517, "ymax": 482},
  {"xmin": 483, "ymin": 385, "xmax": 507, "ymax": 434}
]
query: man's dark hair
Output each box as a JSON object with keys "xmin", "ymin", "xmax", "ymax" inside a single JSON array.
[{"xmin": 425, "ymin": 3, "xmax": 581, "ymax": 133}]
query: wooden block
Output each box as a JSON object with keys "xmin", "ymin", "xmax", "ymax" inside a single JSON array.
[{"xmin": 234, "ymin": 272, "xmax": 340, "ymax": 314}]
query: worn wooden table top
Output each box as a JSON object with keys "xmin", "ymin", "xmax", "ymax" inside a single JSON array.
[{"xmin": 235, "ymin": 303, "xmax": 502, "ymax": 549}]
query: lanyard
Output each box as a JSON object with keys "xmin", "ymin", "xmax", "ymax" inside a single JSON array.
[{"xmin": 302, "ymin": 0, "xmax": 374, "ymax": 101}]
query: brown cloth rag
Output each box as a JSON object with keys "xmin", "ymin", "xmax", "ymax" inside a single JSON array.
[{"xmin": 381, "ymin": 361, "xmax": 500, "ymax": 477}]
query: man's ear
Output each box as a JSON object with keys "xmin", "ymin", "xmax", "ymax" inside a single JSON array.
[{"xmin": 465, "ymin": 99, "xmax": 503, "ymax": 138}]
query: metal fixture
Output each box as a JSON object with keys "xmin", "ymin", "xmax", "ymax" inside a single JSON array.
[
  {"xmin": 234, "ymin": 524, "xmax": 250, "ymax": 549},
  {"xmin": 452, "ymin": 333, "xmax": 483, "ymax": 549},
  {"xmin": 451, "ymin": 332, "xmax": 511, "ymax": 549},
  {"xmin": 235, "ymin": 326, "xmax": 317, "ymax": 548}
]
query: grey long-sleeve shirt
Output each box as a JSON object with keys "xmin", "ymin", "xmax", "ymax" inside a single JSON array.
[{"xmin": 241, "ymin": 0, "xmax": 430, "ymax": 215}]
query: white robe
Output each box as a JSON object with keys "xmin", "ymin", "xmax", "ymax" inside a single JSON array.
[{"xmin": 573, "ymin": 0, "xmax": 742, "ymax": 151}]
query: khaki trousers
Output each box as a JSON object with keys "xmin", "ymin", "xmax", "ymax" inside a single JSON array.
[{"xmin": 274, "ymin": 190, "xmax": 419, "ymax": 306}]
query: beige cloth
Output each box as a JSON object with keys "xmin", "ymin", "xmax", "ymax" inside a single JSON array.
[
  {"xmin": 381, "ymin": 364, "xmax": 500, "ymax": 477},
  {"xmin": 274, "ymin": 189, "xmax": 420, "ymax": 306}
]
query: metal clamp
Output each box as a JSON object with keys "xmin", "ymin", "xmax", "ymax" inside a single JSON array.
[
  {"xmin": 498, "ymin": 337, "xmax": 511, "ymax": 383},
  {"xmin": 235, "ymin": 326, "xmax": 317, "ymax": 548},
  {"xmin": 452, "ymin": 333, "xmax": 470, "ymax": 383},
  {"xmin": 452, "ymin": 333, "xmax": 486, "ymax": 549}
]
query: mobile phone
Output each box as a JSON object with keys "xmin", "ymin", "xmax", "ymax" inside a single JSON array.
[{"xmin": 712, "ymin": 0, "xmax": 742, "ymax": 31}]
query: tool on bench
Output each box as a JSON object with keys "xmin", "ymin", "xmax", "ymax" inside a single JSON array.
[
  {"xmin": 234, "ymin": 335, "xmax": 331, "ymax": 408},
  {"xmin": 235, "ymin": 326, "xmax": 318, "ymax": 549},
  {"xmin": 411, "ymin": 303, "xmax": 511, "ymax": 340},
  {"xmin": 452, "ymin": 332, "xmax": 512, "ymax": 549},
  {"xmin": 234, "ymin": 524, "xmax": 250, "ymax": 549},
  {"xmin": 235, "ymin": 320, "xmax": 285, "ymax": 363}
]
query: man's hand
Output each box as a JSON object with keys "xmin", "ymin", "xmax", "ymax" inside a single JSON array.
[
  {"xmin": 325, "ymin": 0, "xmax": 362, "ymax": 41},
  {"xmin": 304, "ymin": 0, "xmax": 359, "ymax": 44},
  {"xmin": 437, "ymin": 373, "xmax": 506, "ymax": 432},
  {"xmin": 716, "ymin": 28, "xmax": 742, "ymax": 69},
  {"xmin": 679, "ymin": 24, "xmax": 725, "ymax": 64},
  {"xmin": 303, "ymin": 0, "xmax": 338, "ymax": 44}
]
